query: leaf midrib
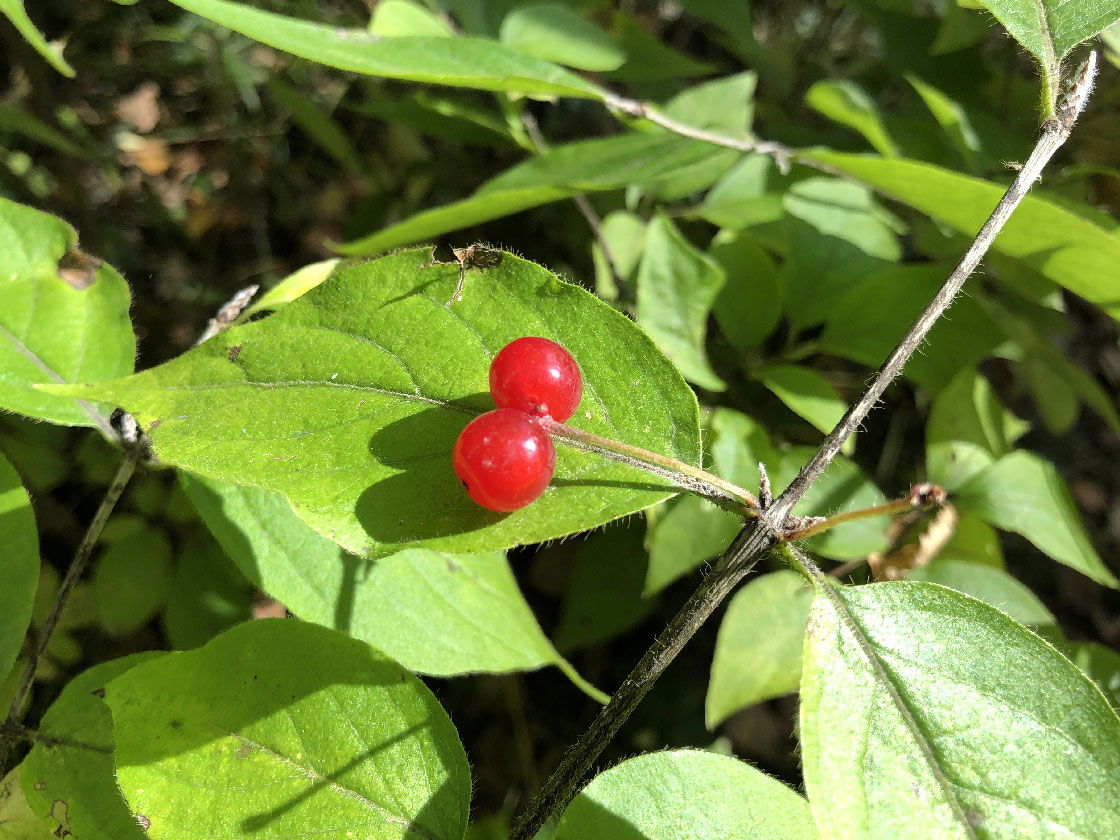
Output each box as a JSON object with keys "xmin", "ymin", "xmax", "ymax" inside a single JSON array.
[
  {"xmin": 221, "ymin": 725, "xmax": 441, "ymax": 840},
  {"xmin": 0, "ymin": 319, "xmax": 115, "ymax": 437},
  {"xmin": 815, "ymin": 581, "xmax": 979, "ymax": 838}
]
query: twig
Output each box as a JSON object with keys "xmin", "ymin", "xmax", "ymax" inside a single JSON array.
[
  {"xmin": 783, "ymin": 483, "xmax": 946, "ymax": 541},
  {"xmin": 601, "ymin": 92, "xmax": 795, "ymax": 173},
  {"xmin": 0, "ymin": 436, "xmax": 141, "ymax": 769},
  {"xmin": 771, "ymin": 52, "xmax": 1097, "ymax": 523},
  {"xmin": 509, "ymin": 521, "xmax": 782, "ymax": 840},
  {"xmin": 509, "ymin": 52, "xmax": 1098, "ymax": 840}
]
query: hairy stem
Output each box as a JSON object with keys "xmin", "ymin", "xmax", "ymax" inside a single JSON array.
[
  {"xmin": 0, "ymin": 444, "xmax": 141, "ymax": 769},
  {"xmin": 509, "ymin": 521, "xmax": 781, "ymax": 840},
  {"xmin": 545, "ymin": 418, "xmax": 759, "ymax": 513},
  {"xmin": 511, "ymin": 55, "xmax": 1098, "ymax": 839}
]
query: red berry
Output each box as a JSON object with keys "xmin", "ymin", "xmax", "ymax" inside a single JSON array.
[
  {"xmin": 489, "ymin": 337, "xmax": 583, "ymax": 422},
  {"xmin": 453, "ymin": 409, "xmax": 556, "ymax": 512}
]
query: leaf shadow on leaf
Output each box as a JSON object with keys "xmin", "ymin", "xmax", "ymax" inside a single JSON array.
[
  {"xmin": 357, "ymin": 402, "xmax": 505, "ymax": 544},
  {"xmin": 110, "ymin": 621, "xmax": 467, "ymax": 840},
  {"xmin": 237, "ymin": 719, "xmax": 429, "ymax": 834},
  {"xmin": 557, "ymin": 793, "xmax": 654, "ymax": 840},
  {"xmin": 179, "ymin": 476, "xmax": 373, "ymax": 638}
]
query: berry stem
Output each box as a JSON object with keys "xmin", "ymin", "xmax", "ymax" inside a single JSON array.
[
  {"xmin": 542, "ymin": 418, "xmax": 760, "ymax": 514},
  {"xmin": 783, "ymin": 483, "xmax": 947, "ymax": 541}
]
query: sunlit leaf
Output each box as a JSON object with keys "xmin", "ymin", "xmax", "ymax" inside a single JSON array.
[
  {"xmin": 21, "ymin": 654, "xmax": 163, "ymax": 840},
  {"xmin": 106, "ymin": 620, "xmax": 471, "ymax": 840},
  {"xmin": 179, "ymin": 473, "xmax": 606, "ymax": 701},
  {"xmin": 53, "ymin": 250, "xmax": 700, "ymax": 559},
  {"xmin": 500, "ymin": 4, "xmax": 624, "ymax": 72},
  {"xmin": 805, "ymin": 80, "xmax": 897, "ymax": 156},
  {"xmin": 0, "ymin": 198, "xmax": 135, "ymax": 433},
  {"xmin": 556, "ymin": 750, "xmax": 818, "ymax": 840},
  {"xmin": 801, "ymin": 579, "xmax": 1120, "ymax": 839},
  {"xmin": 799, "ymin": 151, "xmax": 1120, "ymax": 321}
]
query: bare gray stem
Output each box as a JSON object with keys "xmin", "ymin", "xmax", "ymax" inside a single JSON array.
[{"xmin": 510, "ymin": 53, "xmax": 1097, "ymax": 840}]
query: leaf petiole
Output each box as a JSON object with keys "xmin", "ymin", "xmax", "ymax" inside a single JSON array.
[{"xmin": 542, "ymin": 418, "xmax": 760, "ymax": 515}]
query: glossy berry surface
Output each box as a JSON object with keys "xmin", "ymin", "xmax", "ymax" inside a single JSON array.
[
  {"xmin": 489, "ymin": 337, "xmax": 583, "ymax": 422},
  {"xmin": 453, "ymin": 409, "xmax": 556, "ymax": 512}
]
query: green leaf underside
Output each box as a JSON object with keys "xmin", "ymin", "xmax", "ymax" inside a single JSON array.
[
  {"xmin": 21, "ymin": 653, "xmax": 164, "ymax": 840},
  {"xmin": 106, "ymin": 620, "xmax": 471, "ymax": 840},
  {"xmin": 800, "ymin": 580, "xmax": 1120, "ymax": 840},
  {"xmin": 168, "ymin": 0, "xmax": 602, "ymax": 99},
  {"xmin": 337, "ymin": 133, "xmax": 726, "ymax": 255},
  {"xmin": 54, "ymin": 249, "xmax": 700, "ymax": 558},
  {"xmin": 0, "ymin": 450, "xmax": 38, "ymax": 686},
  {"xmin": 955, "ymin": 450, "xmax": 1117, "ymax": 587},
  {"xmin": 706, "ymin": 570, "xmax": 812, "ymax": 727},
  {"xmin": 636, "ymin": 214, "xmax": 726, "ymax": 391},
  {"xmin": 973, "ymin": 0, "xmax": 1120, "ymax": 68},
  {"xmin": 800, "ymin": 152, "xmax": 1120, "ymax": 320},
  {"xmin": 556, "ymin": 750, "xmax": 818, "ymax": 840},
  {"xmin": 0, "ymin": 198, "xmax": 136, "ymax": 431},
  {"xmin": 180, "ymin": 475, "xmax": 606, "ymax": 701}
]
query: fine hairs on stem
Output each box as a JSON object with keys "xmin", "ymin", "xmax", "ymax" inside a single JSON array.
[{"xmin": 509, "ymin": 52, "xmax": 1099, "ymax": 840}]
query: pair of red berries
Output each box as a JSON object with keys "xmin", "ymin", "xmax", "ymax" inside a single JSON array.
[{"xmin": 453, "ymin": 337, "xmax": 583, "ymax": 512}]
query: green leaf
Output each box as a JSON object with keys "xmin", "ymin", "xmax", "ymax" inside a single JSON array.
[
  {"xmin": 936, "ymin": 511, "xmax": 1006, "ymax": 568},
  {"xmin": 554, "ymin": 522, "xmax": 655, "ymax": 651},
  {"xmin": 955, "ymin": 450, "xmax": 1117, "ymax": 587},
  {"xmin": 696, "ymin": 153, "xmax": 781, "ymax": 230},
  {"xmin": 268, "ymin": 78, "xmax": 364, "ymax": 173},
  {"xmin": 92, "ymin": 527, "xmax": 173, "ymax": 637},
  {"xmin": 981, "ymin": 294, "xmax": 1120, "ymax": 437},
  {"xmin": 0, "ymin": 0, "xmax": 75, "ymax": 77},
  {"xmin": 636, "ymin": 214, "xmax": 726, "ymax": 392},
  {"xmin": 167, "ymin": 0, "xmax": 603, "ymax": 99},
  {"xmin": 972, "ymin": 0, "xmax": 1119, "ymax": 78},
  {"xmin": 706, "ymin": 570, "xmax": 812, "ymax": 727},
  {"xmin": 21, "ymin": 654, "xmax": 163, "ymax": 840},
  {"xmin": 106, "ymin": 620, "xmax": 471, "ymax": 840},
  {"xmin": 239, "ymin": 259, "xmax": 341, "ymax": 319},
  {"xmin": 54, "ymin": 249, "xmax": 701, "ymax": 558},
  {"xmin": 905, "ymin": 75, "xmax": 981, "ymax": 172},
  {"xmin": 337, "ymin": 133, "xmax": 721, "ymax": 255},
  {"xmin": 0, "ymin": 767, "xmax": 54, "ymax": 839},
  {"xmin": 709, "ymin": 229, "xmax": 783, "ymax": 351},
  {"xmin": 162, "ymin": 534, "xmax": 254, "ymax": 650},
  {"xmin": 368, "ymin": 0, "xmax": 453, "ymax": 37},
  {"xmin": 663, "ymin": 72, "xmax": 756, "ymax": 136},
  {"xmin": 0, "ymin": 450, "xmax": 38, "ymax": 686},
  {"xmin": 556, "ymin": 749, "xmax": 818, "ymax": 840},
  {"xmin": 908, "ymin": 559, "xmax": 1055, "ymax": 627},
  {"xmin": 793, "ymin": 450, "xmax": 889, "ymax": 561},
  {"xmin": 800, "ymin": 579, "xmax": 1120, "ymax": 840},
  {"xmin": 805, "ymin": 80, "xmax": 898, "ymax": 156},
  {"xmin": 782, "ymin": 176, "xmax": 903, "ymax": 261},
  {"xmin": 926, "ymin": 369, "xmax": 1024, "ymax": 491},
  {"xmin": 644, "ymin": 495, "xmax": 740, "ymax": 595},
  {"xmin": 0, "ymin": 198, "xmax": 135, "ymax": 433},
  {"xmin": 607, "ymin": 11, "xmax": 715, "ymax": 81},
  {"xmin": 816, "ymin": 265, "xmax": 1003, "ymax": 391},
  {"xmin": 757, "ymin": 364, "xmax": 846, "ymax": 439},
  {"xmin": 499, "ymin": 4, "xmax": 625, "ymax": 72},
  {"xmin": 180, "ymin": 474, "xmax": 607, "ymax": 701},
  {"xmin": 798, "ymin": 151, "xmax": 1120, "ymax": 320}
]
